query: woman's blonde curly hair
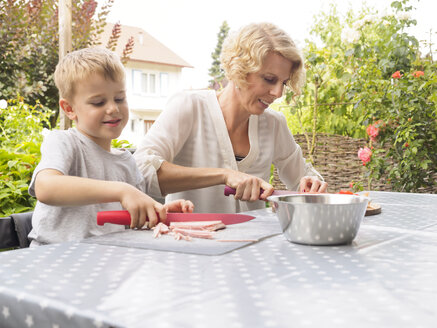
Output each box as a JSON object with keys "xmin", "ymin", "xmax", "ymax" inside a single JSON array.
[{"xmin": 220, "ymin": 22, "xmax": 306, "ymax": 95}]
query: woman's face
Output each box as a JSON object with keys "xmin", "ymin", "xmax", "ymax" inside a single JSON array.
[{"xmin": 238, "ymin": 51, "xmax": 292, "ymax": 116}]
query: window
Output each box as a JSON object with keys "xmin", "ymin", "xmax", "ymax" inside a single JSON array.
[
  {"xmin": 132, "ymin": 70, "xmax": 142, "ymax": 94},
  {"xmin": 132, "ymin": 70, "xmax": 157, "ymax": 95},
  {"xmin": 160, "ymin": 73, "xmax": 169, "ymax": 96},
  {"xmin": 141, "ymin": 73, "xmax": 148, "ymax": 93},
  {"xmin": 149, "ymin": 74, "xmax": 156, "ymax": 94}
]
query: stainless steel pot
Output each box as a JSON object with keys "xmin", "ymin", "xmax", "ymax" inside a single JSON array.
[{"xmin": 267, "ymin": 194, "xmax": 369, "ymax": 246}]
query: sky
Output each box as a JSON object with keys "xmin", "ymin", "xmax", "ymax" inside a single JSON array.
[{"xmin": 106, "ymin": 0, "xmax": 436, "ymax": 89}]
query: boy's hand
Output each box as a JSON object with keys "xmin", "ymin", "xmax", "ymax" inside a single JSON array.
[
  {"xmin": 119, "ymin": 184, "xmax": 166, "ymax": 229},
  {"xmin": 164, "ymin": 199, "xmax": 194, "ymax": 213}
]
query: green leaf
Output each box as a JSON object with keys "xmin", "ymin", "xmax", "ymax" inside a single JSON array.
[{"xmin": 345, "ymin": 49, "xmax": 354, "ymax": 57}]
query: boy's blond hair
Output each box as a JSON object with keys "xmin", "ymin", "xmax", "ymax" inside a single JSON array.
[
  {"xmin": 54, "ymin": 47, "xmax": 125, "ymax": 101},
  {"xmin": 220, "ymin": 22, "xmax": 306, "ymax": 96}
]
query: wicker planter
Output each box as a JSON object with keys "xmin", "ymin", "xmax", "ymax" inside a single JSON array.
[{"xmin": 272, "ymin": 133, "xmax": 391, "ymax": 192}]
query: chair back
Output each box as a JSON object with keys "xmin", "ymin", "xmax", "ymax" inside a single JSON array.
[{"xmin": 0, "ymin": 212, "xmax": 33, "ymax": 250}]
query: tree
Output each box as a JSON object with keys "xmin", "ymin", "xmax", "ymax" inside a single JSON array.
[
  {"xmin": 0, "ymin": 0, "xmax": 133, "ymax": 127},
  {"xmin": 208, "ymin": 20, "xmax": 230, "ymax": 89}
]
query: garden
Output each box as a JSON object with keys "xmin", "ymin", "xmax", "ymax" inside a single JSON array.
[
  {"xmin": 1, "ymin": 0, "xmax": 436, "ymax": 217},
  {"xmin": 272, "ymin": 0, "xmax": 436, "ymax": 193}
]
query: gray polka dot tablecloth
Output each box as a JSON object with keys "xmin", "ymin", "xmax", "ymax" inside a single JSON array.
[{"xmin": 1, "ymin": 191, "xmax": 437, "ymax": 328}]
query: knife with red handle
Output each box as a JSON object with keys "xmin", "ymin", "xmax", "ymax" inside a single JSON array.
[
  {"xmin": 224, "ymin": 186, "xmax": 300, "ymax": 198},
  {"xmin": 97, "ymin": 210, "xmax": 255, "ymax": 226}
]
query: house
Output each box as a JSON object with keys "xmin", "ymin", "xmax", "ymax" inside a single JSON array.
[{"xmin": 99, "ymin": 23, "xmax": 193, "ymax": 146}]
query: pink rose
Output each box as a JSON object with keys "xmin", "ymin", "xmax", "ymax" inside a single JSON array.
[
  {"xmin": 358, "ymin": 147, "xmax": 372, "ymax": 164},
  {"xmin": 366, "ymin": 124, "xmax": 379, "ymax": 141}
]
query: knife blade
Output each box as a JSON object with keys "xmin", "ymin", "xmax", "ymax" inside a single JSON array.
[
  {"xmin": 224, "ymin": 186, "xmax": 299, "ymax": 198},
  {"xmin": 97, "ymin": 210, "xmax": 256, "ymax": 226}
]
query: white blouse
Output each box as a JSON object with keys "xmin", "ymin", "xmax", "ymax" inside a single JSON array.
[{"xmin": 134, "ymin": 90, "xmax": 321, "ymax": 213}]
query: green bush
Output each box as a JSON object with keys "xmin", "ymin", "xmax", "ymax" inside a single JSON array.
[
  {"xmin": 357, "ymin": 66, "xmax": 437, "ymax": 192},
  {"xmin": 274, "ymin": 0, "xmax": 436, "ymax": 192},
  {"xmin": 343, "ymin": 1, "xmax": 437, "ymax": 192},
  {"xmin": 0, "ymin": 96, "xmax": 52, "ymax": 216}
]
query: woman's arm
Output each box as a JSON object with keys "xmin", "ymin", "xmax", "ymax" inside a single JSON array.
[
  {"xmin": 156, "ymin": 162, "xmax": 226, "ymax": 194},
  {"xmin": 272, "ymin": 112, "xmax": 327, "ymax": 192},
  {"xmin": 157, "ymin": 161, "xmax": 274, "ymax": 201}
]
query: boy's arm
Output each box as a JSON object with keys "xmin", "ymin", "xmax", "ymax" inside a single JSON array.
[{"xmin": 35, "ymin": 169, "xmax": 166, "ymax": 229}]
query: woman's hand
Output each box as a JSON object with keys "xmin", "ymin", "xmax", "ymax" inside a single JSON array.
[
  {"xmin": 299, "ymin": 176, "xmax": 328, "ymax": 193},
  {"xmin": 164, "ymin": 199, "xmax": 194, "ymax": 213},
  {"xmin": 223, "ymin": 169, "xmax": 274, "ymax": 201}
]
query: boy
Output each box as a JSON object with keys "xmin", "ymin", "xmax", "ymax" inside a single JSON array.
[{"xmin": 28, "ymin": 47, "xmax": 193, "ymax": 246}]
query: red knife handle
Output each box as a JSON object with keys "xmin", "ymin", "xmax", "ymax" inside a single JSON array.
[
  {"xmin": 224, "ymin": 186, "xmax": 235, "ymax": 196},
  {"xmin": 97, "ymin": 210, "xmax": 131, "ymax": 226},
  {"xmin": 224, "ymin": 186, "xmax": 264, "ymax": 197}
]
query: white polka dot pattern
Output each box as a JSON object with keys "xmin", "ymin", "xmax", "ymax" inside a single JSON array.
[{"xmin": 0, "ymin": 191, "xmax": 436, "ymax": 327}]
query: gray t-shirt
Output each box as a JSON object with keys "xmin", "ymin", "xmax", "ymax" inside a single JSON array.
[{"xmin": 28, "ymin": 128, "xmax": 148, "ymax": 246}]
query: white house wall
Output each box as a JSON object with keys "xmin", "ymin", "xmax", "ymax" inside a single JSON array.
[
  {"xmin": 120, "ymin": 61, "xmax": 183, "ymax": 146},
  {"xmin": 125, "ymin": 62, "xmax": 182, "ymax": 116}
]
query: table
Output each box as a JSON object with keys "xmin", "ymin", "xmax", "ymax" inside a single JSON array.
[{"xmin": 1, "ymin": 191, "xmax": 437, "ymax": 328}]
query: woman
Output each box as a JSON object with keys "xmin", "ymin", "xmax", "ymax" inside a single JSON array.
[{"xmin": 134, "ymin": 22, "xmax": 327, "ymax": 213}]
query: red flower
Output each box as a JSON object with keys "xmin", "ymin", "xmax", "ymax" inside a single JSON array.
[
  {"xmin": 374, "ymin": 119, "xmax": 386, "ymax": 127},
  {"xmin": 392, "ymin": 71, "xmax": 402, "ymax": 79},
  {"xmin": 412, "ymin": 71, "xmax": 424, "ymax": 78},
  {"xmin": 358, "ymin": 147, "xmax": 372, "ymax": 164},
  {"xmin": 366, "ymin": 124, "xmax": 379, "ymax": 141},
  {"xmin": 349, "ymin": 182, "xmax": 354, "ymax": 188},
  {"xmin": 404, "ymin": 142, "xmax": 409, "ymax": 148}
]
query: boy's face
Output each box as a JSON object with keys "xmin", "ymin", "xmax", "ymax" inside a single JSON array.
[{"xmin": 65, "ymin": 73, "xmax": 128, "ymax": 151}]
